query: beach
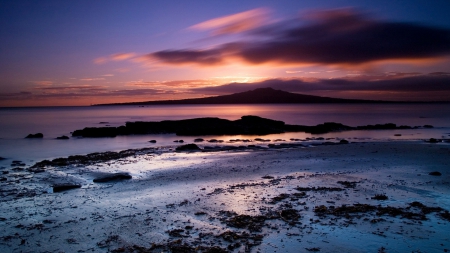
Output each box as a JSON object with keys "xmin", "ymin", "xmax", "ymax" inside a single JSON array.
[
  {"xmin": 3, "ymin": 1, "xmax": 450, "ymax": 252},
  {"xmin": 1, "ymin": 141, "xmax": 449, "ymax": 253}
]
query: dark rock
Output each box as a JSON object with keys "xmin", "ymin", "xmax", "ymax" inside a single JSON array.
[
  {"xmin": 394, "ymin": 134, "xmax": 401, "ymax": 136},
  {"xmin": 56, "ymin": 135, "xmax": 69, "ymax": 140},
  {"xmin": 429, "ymin": 171, "xmax": 442, "ymax": 176},
  {"xmin": 269, "ymin": 193, "xmax": 291, "ymax": 204},
  {"xmin": 337, "ymin": 181, "xmax": 358, "ymax": 188},
  {"xmin": 0, "ymin": 177, "xmax": 7, "ymax": 181},
  {"xmin": 339, "ymin": 139, "xmax": 349, "ymax": 144},
  {"xmin": 72, "ymin": 115, "xmax": 418, "ymax": 137},
  {"xmin": 194, "ymin": 138, "xmax": 204, "ymax": 142},
  {"xmin": 25, "ymin": 133, "xmax": 43, "ymax": 138},
  {"xmin": 423, "ymin": 125, "xmax": 434, "ymax": 128},
  {"xmin": 11, "ymin": 160, "xmax": 26, "ymax": 166},
  {"xmin": 295, "ymin": 186, "xmax": 343, "ymax": 192},
  {"xmin": 31, "ymin": 147, "xmax": 156, "ymax": 168},
  {"xmin": 93, "ymin": 172, "xmax": 132, "ymax": 183},
  {"xmin": 357, "ymin": 123, "xmax": 398, "ymax": 130},
  {"xmin": 371, "ymin": 194, "xmax": 388, "ymax": 200},
  {"xmin": 53, "ymin": 184, "xmax": 81, "ymax": 192},
  {"xmin": 286, "ymin": 122, "xmax": 352, "ymax": 134},
  {"xmin": 223, "ymin": 213, "xmax": 267, "ymax": 231},
  {"xmin": 72, "ymin": 127, "xmax": 117, "ymax": 138},
  {"xmin": 167, "ymin": 229, "xmax": 186, "ymax": 237},
  {"xmin": 176, "ymin": 144, "xmax": 201, "ymax": 151},
  {"xmin": 149, "ymin": 140, "xmax": 157, "ymax": 143},
  {"xmin": 428, "ymin": 138, "xmax": 440, "ymax": 143},
  {"xmin": 439, "ymin": 211, "xmax": 450, "ymax": 221},
  {"xmin": 0, "ymin": 157, "xmax": 5, "ymax": 160},
  {"xmin": 280, "ymin": 209, "xmax": 300, "ymax": 221}
]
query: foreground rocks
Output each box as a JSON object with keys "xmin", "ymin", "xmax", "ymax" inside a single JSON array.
[
  {"xmin": 30, "ymin": 147, "xmax": 156, "ymax": 168},
  {"xmin": 175, "ymin": 144, "xmax": 201, "ymax": 151},
  {"xmin": 53, "ymin": 184, "xmax": 81, "ymax": 192},
  {"xmin": 93, "ymin": 172, "xmax": 132, "ymax": 183},
  {"xmin": 1, "ymin": 142, "xmax": 449, "ymax": 253}
]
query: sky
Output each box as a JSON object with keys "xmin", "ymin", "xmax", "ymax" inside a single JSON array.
[{"xmin": 1, "ymin": 0, "xmax": 450, "ymax": 106}]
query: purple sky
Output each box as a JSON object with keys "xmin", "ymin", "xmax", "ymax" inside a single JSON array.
[{"xmin": 1, "ymin": 0, "xmax": 450, "ymax": 106}]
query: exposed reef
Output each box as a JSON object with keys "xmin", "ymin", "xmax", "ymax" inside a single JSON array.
[
  {"xmin": 25, "ymin": 133, "xmax": 43, "ymax": 138},
  {"xmin": 71, "ymin": 115, "xmax": 419, "ymax": 137}
]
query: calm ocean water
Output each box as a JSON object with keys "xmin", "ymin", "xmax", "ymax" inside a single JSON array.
[{"xmin": 1, "ymin": 104, "xmax": 449, "ymax": 167}]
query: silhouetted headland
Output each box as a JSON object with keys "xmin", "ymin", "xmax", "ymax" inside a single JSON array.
[
  {"xmin": 93, "ymin": 88, "xmax": 388, "ymax": 106},
  {"xmin": 71, "ymin": 115, "xmax": 422, "ymax": 137}
]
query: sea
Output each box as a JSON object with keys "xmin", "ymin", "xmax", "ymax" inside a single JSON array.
[{"xmin": 1, "ymin": 104, "xmax": 449, "ymax": 167}]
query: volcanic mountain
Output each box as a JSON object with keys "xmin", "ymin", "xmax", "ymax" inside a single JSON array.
[{"xmin": 95, "ymin": 87, "xmax": 383, "ymax": 105}]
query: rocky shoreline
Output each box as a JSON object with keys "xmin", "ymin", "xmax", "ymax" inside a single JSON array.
[{"xmin": 0, "ymin": 141, "xmax": 449, "ymax": 252}]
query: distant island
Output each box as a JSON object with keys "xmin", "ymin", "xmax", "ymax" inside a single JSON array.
[{"xmin": 94, "ymin": 87, "xmax": 387, "ymax": 106}]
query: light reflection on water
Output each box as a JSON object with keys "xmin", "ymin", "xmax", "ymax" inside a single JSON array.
[{"xmin": 0, "ymin": 104, "xmax": 449, "ymax": 165}]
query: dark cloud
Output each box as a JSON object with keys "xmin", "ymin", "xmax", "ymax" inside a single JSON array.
[
  {"xmin": 149, "ymin": 9, "xmax": 450, "ymax": 66},
  {"xmin": 127, "ymin": 79, "xmax": 219, "ymax": 88},
  {"xmin": 105, "ymin": 89, "xmax": 177, "ymax": 97},
  {"xmin": 151, "ymin": 48, "xmax": 227, "ymax": 65},
  {"xmin": 0, "ymin": 91, "xmax": 33, "ymax": 99},
  {"xmin": 34, "ymin": 85, "xmax": 107, "ymax": 93},
  {"xmin": 1, "ymin": 87, "xmax": 173, "ymax": 100},
  {"xmin": 192, "ymin": 73, "xmax": 450, "ymax": 95}
]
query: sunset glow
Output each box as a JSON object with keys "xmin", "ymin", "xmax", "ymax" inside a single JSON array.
[{"xmin": 1, "ymin": 1, "xmax": 449, "ymax": 106}]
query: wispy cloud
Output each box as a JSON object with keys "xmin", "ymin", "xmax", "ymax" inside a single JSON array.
[
  {"xmin": 111, "ymin": 53, "xmax": 136, "ymax": 61},
  {"xmin": 79, "ymin": 78, "xmax": 106, "ymax": 81},
  {"xmin": 31, "ymin": 81, "xmax": 54, "ymax": 86},
  {"xmin": 94, "ymin": 52, "xmax": 137, "ymax": 64},
  {"xmin": 127, "ymin": 79, "xmax": 218, "ymax": 88},
  {"xmin": 126, "ymin": 76, "xmax": 267, "ymax": 89},
  {"xmin": 1, "ymin": 85, "xmax": 176, "ymax": 100},
  {"xmin": 94, "ymin": 57, "xmax": 108, "ymax": 64},
  {"xmin": 0, "ymin": 91, "xmax": 33, "ymax": 100},
  {"xmin": 189, "ymin": 8, "xmax": 270, "ymax": 35}
]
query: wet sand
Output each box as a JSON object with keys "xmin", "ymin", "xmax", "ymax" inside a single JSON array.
[{"xmin": 0, "ymin": 141, "xmax": 449, "ymax": 252}]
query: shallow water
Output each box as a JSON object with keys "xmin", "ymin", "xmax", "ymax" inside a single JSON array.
[{"xmin": 1, "ymin": 104, "xmax": 449, "ymax": 166}]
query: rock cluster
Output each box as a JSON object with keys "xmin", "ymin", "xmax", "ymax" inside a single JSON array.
[
  {"xmin": 25, "ymin": 133, "xmax": 43, "ymax": 138},
  {"xmin": 71, "ymin": 115, "xmax": 420, "ymax": 137}
]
